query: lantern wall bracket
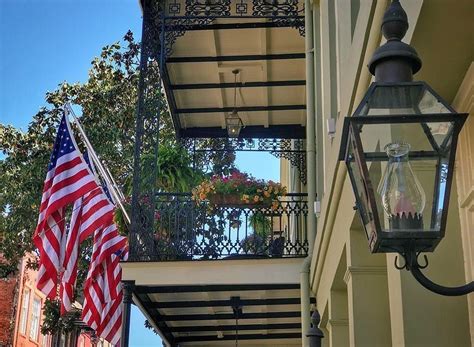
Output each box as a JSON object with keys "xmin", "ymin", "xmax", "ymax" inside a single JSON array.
[{"xmin": 396, "ymin": 243, "xmax": 474, "ymax": 296}]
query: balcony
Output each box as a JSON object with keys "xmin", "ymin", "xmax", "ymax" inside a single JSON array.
[
  {"xmin": 123, "ymin": 1, "xmax": 309, "ymax": 345},
  {"xmin": 130, "ymin": 193, "xmax": 308, "ymax": 262},
  {"xmin": 122, "ymin": 194, "xmax": 309, "ymax": 346}
]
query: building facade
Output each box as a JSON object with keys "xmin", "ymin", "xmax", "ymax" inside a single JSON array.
[
  {"xmin": 305, "ymin": 0, "xmax": 473, "ymax": 346},
  {"xmin": 0, "ymin": 254, "xmax": 109, "ymax": 347},
  {"xmin": 0, "ymin": 258, "xmax": 17, "ymax": 346},
  {"xmin": 123, "ymin": 0, "xmax": 473, "ymax": 346},
  {"xmin": 5, "ymin": 254, "xmax": 53, "ymax": 347}
]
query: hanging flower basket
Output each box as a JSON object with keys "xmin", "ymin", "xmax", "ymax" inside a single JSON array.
[
  {"xmin": 208, "ymin": 193, "xmax": 271, "ymax": 207},
  {"xmin": 208, "ymin": 193, "xmax": 241, "ymax": 206},
  {"xmin": 192, "ymin": 170, "xmax": 286, "ymax": 208}
]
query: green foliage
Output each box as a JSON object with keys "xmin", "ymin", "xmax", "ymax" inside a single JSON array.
[
  {"xmin": 124, "ymin": 144, "xmax": 202, "ymax": 195},
  {"xmin": 0, "ymin": 31, "xmax": 142, "ymax": 267},
  {"xmin": 0, "ymin": 30, "xmax": 236, "ymax": 335},
  {"xmin": 144, "ymin": 319, "xmax": 159, "ymax": 335},
  {"xmin": 0, "ymin": 262, "xmax": 17, "ymax": 278},
  {"xmin": 41, "ymin": 299, "xmax": 81, "ymax": 335},
  {"xmin": 248, "ymin": 212, "xmax": 272, "ymax": 236}
]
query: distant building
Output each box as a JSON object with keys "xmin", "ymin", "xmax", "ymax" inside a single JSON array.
[
  {"xmin": 0, "ymin": 256, "xmax": 17, "ymax": 346},
  {"xmin": 0, "ymin": 254, "xmax": 110, "ymax": 347},
  {"xmin": 0, "ymin": 253, "xmax": 52, "ymax": 347}
]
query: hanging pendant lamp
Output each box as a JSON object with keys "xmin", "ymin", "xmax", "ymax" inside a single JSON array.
[{"xmin": 225, "ymin": 69, "xmax": 244, "ymax": 138}]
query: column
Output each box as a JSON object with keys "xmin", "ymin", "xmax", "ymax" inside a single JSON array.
[
  {"xmin": 121, "ymin": 280, "xmax": 135, "ymax": 347},
  {"xmin": 328, "ymin": 289, "xmax": 349, "ymax": 347},
  {"xmin": 345, "ymin": 228, "xmax": 392, "ymax": 347}
]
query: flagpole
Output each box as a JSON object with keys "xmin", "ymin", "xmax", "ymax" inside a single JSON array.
[
  {"xmin": 65, "ymin": 104, "xmax": 131, "ymax": 224},
  {"xmin": 105, "ymin": 166, "xmax": 126, "ymax": 201}
]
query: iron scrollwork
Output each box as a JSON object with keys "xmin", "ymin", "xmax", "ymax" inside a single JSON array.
[
  {"xmin": 186, "ymin": 0, "xmax": 232, "ymax": 16},
  {"xmin": 137, "ymin": 193, "xmax": 309, "ymax": 261},
  {"xmin": 160, "ymin": 0, "xmax": 305, "ymax": 58},
  {"xmin": 130, "ymin": 0, "xmax": 167, "ymax": 260},
  {"xmin": 252, "ymin": 0, "xmax": 305, "ymax": 36}
]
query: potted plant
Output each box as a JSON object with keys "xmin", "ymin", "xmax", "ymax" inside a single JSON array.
[
  {"xmin": 116, "ymin": 143, "xmax": 202, "ymax": 259},
  {"xmin": 239, "ymin": 212, "xmax": 285, "ymax": 256},
  {"xmin": 240, "ymin": 212, "xmax": 271, "ymax": 255},
  {"xmin": 191, "ymin": 170, "xmax": 287, "ymax": 207}
]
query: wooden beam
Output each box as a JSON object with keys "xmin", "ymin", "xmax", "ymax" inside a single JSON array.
[
  {"xmin": 168, "ymin": 323, "xmax": 301, "ymax": 333},
  {"xmin": 177, "ymin": 104, "xmax": 306, "ymax": 114},
  {"xmin": 170, "ymin": 80, "xmax": 306, "ymax": 90},
  {"xmin": 150, "ymin": 297, "xmax": 316, "ymax": 308},
  {"xmin": 156, "ymin": 311, "xmax": 301, "ymax": 322},
  {"xmin": 135, "ymin": 283, "xmax": 300, "ymax": 294},
  {"xmin": 180, "ymin": 124, "xmax": 306, "ymax": 139},
  {"xmin": 175, "ymin": 332, "xmax": 301, "ymax": 342},
  {"xmin": 167, "ymin": 53, "xmax": 305, "ymax": 63}
]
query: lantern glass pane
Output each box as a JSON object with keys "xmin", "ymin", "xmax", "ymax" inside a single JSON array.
[
  {"xmin": 346, "ymin": 128, "xmax": 379, "ymax": 244},
  {"xmin": 357, "ymin": 120, "xmax": 457, "ymax": 234},
  {"xmin": 225, "ymin": 115, "xmax": 243, "ymax": 138},
  {"xmin": 227, "ymin": 124, "xmax": 241, "ymax": 137},
  {"xmin": 357, "ymin": 84, "xmax": 425, "ymax": 116},
  {"xmin": 357, "ymin": 83, "xmax": 454, "ymax": 115}
]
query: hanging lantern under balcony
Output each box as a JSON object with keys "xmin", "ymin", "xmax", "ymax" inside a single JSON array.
[
  {"xmin": 226, "ymin": 69, "xmax": 244, "ymax": 138},
  {"xmin": 225, "ymin": 109, "xmax": 243, "ymax": 138}
]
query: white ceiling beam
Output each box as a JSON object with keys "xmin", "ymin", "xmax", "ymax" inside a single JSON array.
[
  {"xmin": 261, "ymin": 27, "xmax": 270, "ymax": 128},
  {"xmin": 208, "ymin": 29, "xmax": 228, "ymax": 130}
]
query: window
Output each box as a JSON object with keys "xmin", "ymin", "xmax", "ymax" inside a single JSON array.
[
  {"xmin": 41, "ymin": 334, "xmax": 49, "ymax": 347},
  {"xmin": 29, "ymin": 296, "xmax": 41, "ymax": 341},
  {"xmin": 19, "ymin": 288, "xmax": 30, "ymax": 334}
]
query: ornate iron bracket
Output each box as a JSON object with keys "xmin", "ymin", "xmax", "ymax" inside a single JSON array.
[
  {"xmin": 162, "ymin": 0, "xmax": 305, "ymax": 58},
  {"xmin": 396, "ymin": 243, "xmax": 474, "ymax": 296}
]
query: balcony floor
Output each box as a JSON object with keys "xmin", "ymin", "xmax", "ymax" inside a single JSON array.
[{"xmin": 122, "ymin": 257, "xmax": 306, "ymax": 346}]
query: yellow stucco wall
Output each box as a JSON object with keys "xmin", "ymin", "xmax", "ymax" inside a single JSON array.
[{"xmin": 309, "ymin": 1, "xmax": 473, "ymax": 346}]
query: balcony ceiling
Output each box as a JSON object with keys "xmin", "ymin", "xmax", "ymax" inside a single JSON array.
[
  {"xmin": 163, "ymin": 17, "xmax": 306, "ymax": 139},
  {"xmin": 122, "ymin": 258, "xmax": 309, "ymax": 346}
]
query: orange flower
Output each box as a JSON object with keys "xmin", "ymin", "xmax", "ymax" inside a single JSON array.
[{"xmin": 253, "ymin": 195, "xmax": 260, "ymax": 202}]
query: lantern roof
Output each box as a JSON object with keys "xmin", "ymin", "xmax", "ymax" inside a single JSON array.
[{"xmin": 339, "ymin": 81, "xmax": 462, "ymax": 161}]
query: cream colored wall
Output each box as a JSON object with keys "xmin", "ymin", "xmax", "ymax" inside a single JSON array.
[
  {"xmin": 309, "ymin": 1, "xmax": 473, "ymax": 346},
  {"xmin": 452, "ymin": 62, "xmax": 474, "ymax": 346}
]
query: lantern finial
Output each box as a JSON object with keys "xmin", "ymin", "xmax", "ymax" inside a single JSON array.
[
  {"xmin": 368, "ymin": 0, "xmax": 422, "ymax": 82},
  {"xmin": 381, "ymin": 0, "xmax": 408, "ymax": 41}
]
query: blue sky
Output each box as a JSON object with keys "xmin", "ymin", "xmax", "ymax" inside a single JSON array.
[
  {"xmin": 0, "ymin": 1, "xmax": 162, "ymax": 345},
  {"xmin": 0, "ymin": 1, "xmax": 279, "ymax": 345}
]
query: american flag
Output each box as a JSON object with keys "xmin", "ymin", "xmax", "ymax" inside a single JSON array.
[
  {"xmin": 80, "ymin": 153, "xmax": 128, "ymax": 345},
  {"xmin": 82, "ymin": 224, "xmax": 127, "ymax": 345},
  {"xmin": 59, "ymin": 187, "xmax": 115, "ymax": 314},
  {"xmin": 34, "ymin": 113, "xmax": 99, "ymax": 298}
]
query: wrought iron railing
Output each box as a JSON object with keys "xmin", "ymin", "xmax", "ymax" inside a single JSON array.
[{"xmin": 130, "ymin": 193, "xmax": 308, "ymax": 261}]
